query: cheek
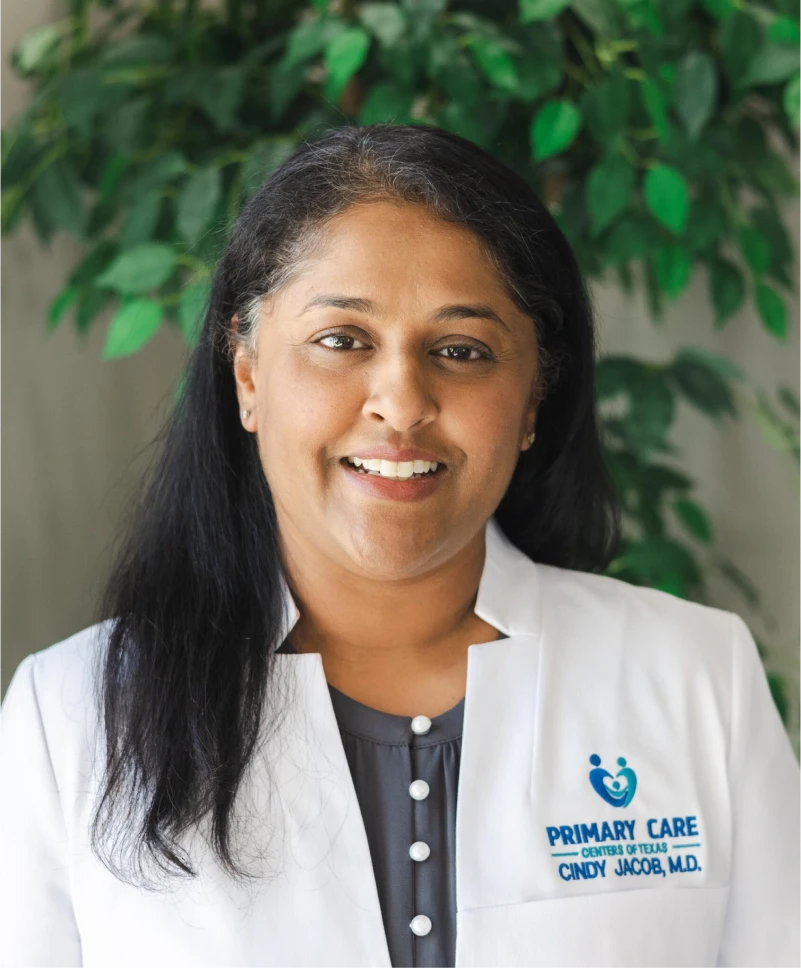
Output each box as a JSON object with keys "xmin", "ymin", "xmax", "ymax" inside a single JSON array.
[
  {"xmin": 449, "ymin": 387, "xmax": 524, "ymax": 474},
  {"xmin": 256, "ymin": 356, "xmax": 359, "ymax": 465}
]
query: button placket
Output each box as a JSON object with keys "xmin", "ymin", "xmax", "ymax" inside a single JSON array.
[{"xmin": 408, "ymin": 713, "xmax": 434, "ymax": 950}]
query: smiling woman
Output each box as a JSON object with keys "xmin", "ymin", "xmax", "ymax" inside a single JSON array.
[{"xmin": 1, "ymin": 124, "xmax": 797, "ymax": 968}]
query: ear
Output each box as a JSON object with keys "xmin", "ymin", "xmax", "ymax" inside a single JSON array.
[
  {"xmin": 521, "ymin": 386, "xmax": 540, "ymax": 453},
  {"xmin": 231, "ymin": 313, "xmax": 257, "ymax": 432}
]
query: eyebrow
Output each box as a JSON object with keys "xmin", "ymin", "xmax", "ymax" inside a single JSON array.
[{"xmin": 300, "ymin": 293, "xmax": 511, "ymax": 334}]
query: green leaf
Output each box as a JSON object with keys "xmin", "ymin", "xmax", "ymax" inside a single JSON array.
[
  {"xmin": 32, "ymin": 158, "xmax": 85, "ymax": 237},
  {"xmin": 580, "ymin": 70, "xmax": 631, "ymax": 145},
  {"xmin": 58, "ymin": 68, "xmax": 115, "ymax": 138},
  {"xmin": 75, "ymin": 288, "xmax": 112, "ymax": 334},
  {"xmin": 669, "ymin": 358, "xmax": 736, "ymax": 419},
  {"xmin": 586, "ymin": 155, "xmax": 634, "ymax": 236},
  {"xmin": 530, "ymin": 99, "xmax": 582, "ymax": 161},
  {"xmin": 675, "ymin": 346, "xmax": 746, "ymax": 382},
  {"xmin": 178, "ymin": 279, "xmax": 211, "ymax": 347},
  {"xmin": 197, "ymin": 68, "xmax": 246, "ymax": 132},
  {"xmin": 124, "ymin": 152, "xmax": 187, "ymax": 202},
  {"xmin": 750, "ymin": 205, "xmax": 793, "ymax": 287},
  {"xmin": 743, "ymin": 43, "xmax": 800, "ymax": 87},
  {"xmin": 437, "ymin": 102, "xmax": 488, "ymax": 145},
  {"xmin": 2, "ymin": 127, "xmax": 39, "ymax": 189},
  {"xmin": 685, "ymin": 199, "xmax": 726, "ymax": 256},
  {"xmin": 640, "ymin": 77, "xmax": 669, "ymax": 141},
  {"xmin": 779, "ymin": 385, "xmax": 800, "ymax": 416},
  {"xmin": 643, "ymin": 165, "xmax": 689, "ymax": 234},
  {"xmin": 614, "ymin": 537, "xmax": 701, "ymax": 591},
  {"xmin": 468, "ymin": 37, "xmax": 518, "ymax": 92},
  {"xmin": 716, "ymin": 559, "xmax": 760, "ymax": 608},
  {"xmin": 721, "ymin": 12, "xmax": 757, "ymax": 83},
  {"xmin": 14, "ymin": 24, "xmax": 62, "ymax": 74},
  {"xmin": 737, "ymin": 226, "xmax": 771, "ymax": 275},
  {"xmin": 626, "ymin": 373, "xmax": 676, "ymax": 452},
  {"xmin": 103, "ymin": 298, "xmax": 163, "ymax": 359},
  {"xmin": 100, "ymin": 36, "xmax": 175, "ymax": 65},
  {"xmin": 515, "ymin": 56, "xmax": 562, "ymax": 102},
  {"xmin": 324, "ymin": 26, "xmax": 371, "ymax": 100},
  {"xmin": 284, "ymin": 16, "xmax": 344, "ymax": 67},
  {"xmin": 96, "ymin": 243, "xmax": 178, "ymax": 294},
  {"xmin": 767, "ymin": 17, "xmax": 801, "ymax": 45},
  {"xmin": 519, "ymin": 0, "xmax": 570, "ymax": 22},
  {"xmin": 241, "ymin": 139, "xmax": 296, "ymax": 197},
  {"xmin": 653, "ymin": 244, "xmax": 691, "ymax": 299},
  {"xmin": 700, "ymin": 0, "xmax": 735, "ymax": 19},
  {"xmin": 619, "ymin": 0, "xmax": 662, "ymax": 35},
  {"xmin": 603, "ymin": 215, "xmax": 661, "ymax": 265},
  {"xmin": 673, "ymin": 498, "xmax": 712, "ymax": 543},
  {"xmin": 784, "ymin": 75, "xmax": 800, "ymax": 129},
  {"xmin": 358, "ymin": 83, "xmax": 413, "ymax": 124},
  {"xmin": 177, "ymin": 166, "xmax": 222, "ymax": 245},
  {"xmin": 570, "ymin": 0, "xmax": 622, "ymax": 36},
  {"xmin": 268, "ymin": 62, "xmax": 307, "ymax": 121},
  {"xmin": 754, "ymin": 283, "xmax": 788, "ymax": 340},
  {"xmin": 767, "ymin": 672, "xmax": 789, "ymax": 726},
  {"xmin": 673, "ymin": 51, "xmax": 717, "ymax": 140},
  {"xmin": 119, "ymin": 189, "xmax": 162, "ymax": 248},
  {"xmin": 708, "ymin": 259, "xmax": 745, "ymax": 326},
  {"xmin": 402, "ymin": 0, "xmax": 447, "ymax": 39},
  {"xmin": 47, "ymin": 286, "xmax": 78, "ymax": 332},
  {"xmin": 359, "ymin": 3, "xmax": 406, "ymax": 46},
  {"xmin": 595, "ymin": 356, "xmax": 646, "ymax": 400}
]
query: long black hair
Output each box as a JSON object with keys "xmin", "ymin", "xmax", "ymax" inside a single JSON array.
[{"xmin": 91, "ymin": 123, "xmax": 621, "ymax": 889}]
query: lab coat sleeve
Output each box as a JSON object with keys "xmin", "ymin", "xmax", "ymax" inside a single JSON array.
[
  {"xmin": 0, "ymin": 654, "xmax": 83, "ymax": 967},
  {"xmin": 716, "ymin": 613, "xmax": 800, "ymax": 968}
]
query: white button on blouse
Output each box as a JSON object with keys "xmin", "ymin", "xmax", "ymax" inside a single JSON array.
[
  {"xmin": 409, "ymin": 914, "xmax": 433, "ymax": 937},
  {"xmin": 411, "ymin": 714, "xmax": 432, "ymax": 735},
  {"xmin": 409, "ymin": 779, "xmax": 430, "ymax": 800},
  {"xmin": 409, "ymin": 841, "xmax": 431, "ymax": 862}
]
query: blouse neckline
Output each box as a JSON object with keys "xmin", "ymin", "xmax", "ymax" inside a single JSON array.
[{"xmin": 275, "ymin": 633, "xmax": 507, "ymax": 747}]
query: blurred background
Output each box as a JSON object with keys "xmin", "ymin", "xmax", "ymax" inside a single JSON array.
[{"xmin": 2, "ymin": 0, "xmax": 799, "ymax": 749}]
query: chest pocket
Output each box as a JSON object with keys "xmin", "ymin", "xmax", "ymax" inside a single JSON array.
[
  {"xmin": 526, "ymin": 727, "xmax": 731, "ymax": 900},
  {"xmin": 455, "ymin": 884, "xmax": 729, "ymax": 967}
]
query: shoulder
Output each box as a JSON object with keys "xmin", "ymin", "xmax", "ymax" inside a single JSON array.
[
  {"xmin": 2, "ymin": 620, "xmax": 114, "ymax": 756},
  {"xmin": 7, "ymin": 620, "xmax": 113, "ymax": 704},
  {"xmin": 532, "ymin": 561, "xmax": 744, "ymax": 678}
]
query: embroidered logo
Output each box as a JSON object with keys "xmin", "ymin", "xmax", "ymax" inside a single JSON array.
[
  {"xmin": 543, "ymin": 754, "xmax": 703, "ymax": 884},
  {"xmin": 588, "ymin": 754, "xmax": 637, "ymax": 807}
]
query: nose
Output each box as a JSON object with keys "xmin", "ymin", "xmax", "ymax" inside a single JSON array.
[{"xmin": 360, "ymin": 353, "xmax": 438, "ymax": 433}]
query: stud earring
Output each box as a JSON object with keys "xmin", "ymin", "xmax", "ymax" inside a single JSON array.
[
  {"xmin": 241, "ymin": 409, "xmax": 251, "ymax": 420},
  {"xmin": 527, "ymin": 430, "xmax": 536, "ymax": 444}
]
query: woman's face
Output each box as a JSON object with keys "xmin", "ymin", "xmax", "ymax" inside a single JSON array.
[{"xmin": 233, "ymin": 200, "xmax": 539, "ymax": 579}]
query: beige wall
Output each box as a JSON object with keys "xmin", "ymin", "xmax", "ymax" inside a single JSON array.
[{"xmin": 2, "ymin": 1, "xmax": 799, "ymax": 743}]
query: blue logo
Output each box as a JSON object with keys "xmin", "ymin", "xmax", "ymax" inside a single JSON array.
[{"xmin": 589, "ymin": 754, "xmax": 637, "ymax": 807}]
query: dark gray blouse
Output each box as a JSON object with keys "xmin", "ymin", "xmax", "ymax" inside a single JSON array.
[{"xmin": 275, "ymin": 635, "xmax": 507, "ymax": 968}]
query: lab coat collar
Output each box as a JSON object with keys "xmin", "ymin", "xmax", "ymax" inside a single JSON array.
[{"xmin": 272, "ymin": 514, "xmax": 543, "ymax": 651}]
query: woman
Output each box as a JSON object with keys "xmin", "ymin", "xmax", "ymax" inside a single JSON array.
[{"xmin": 1, "ymin": 124, "xmax": 798, "ymax": 968}]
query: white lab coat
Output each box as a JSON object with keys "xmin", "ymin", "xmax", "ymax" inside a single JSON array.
[{"xmin": 1, "ymin": 516, "xmax": 798, "ymax": 968}]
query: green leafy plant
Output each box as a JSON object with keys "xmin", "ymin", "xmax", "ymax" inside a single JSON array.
[{"xmin": 3, "ymin": 0, "xmax": 798, "ymax": 724}]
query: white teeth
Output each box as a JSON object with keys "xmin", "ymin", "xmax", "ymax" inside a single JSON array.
[{"xmin": 345, "ymin": 457, "xmax": 440, "ymax": 479}]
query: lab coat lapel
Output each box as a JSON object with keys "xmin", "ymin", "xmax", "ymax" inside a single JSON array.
[{"xmin": 269, "ymin": 516, "xmax": 542, "ymax": 966}]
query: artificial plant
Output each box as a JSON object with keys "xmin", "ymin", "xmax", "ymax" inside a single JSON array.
[{"xmin": 3, "ymin": 0, "xmax": 799, "ymax": 723}]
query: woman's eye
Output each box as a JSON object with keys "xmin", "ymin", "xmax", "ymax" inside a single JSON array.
[
  {"xmin": 435, "ymin": 345, "xmax": 490, "ymax": 362},
  {"xmin": 317, "ymin": 334, "xmax": 368, "ymax": 350},
  {"xmin": 315, "ymin": 333, "xmax": 492, "ymax": 363}
]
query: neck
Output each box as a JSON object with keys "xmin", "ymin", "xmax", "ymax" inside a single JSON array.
[{"xmin": 278, "ymin": 522, "xmax": 494, "ymax": 670}]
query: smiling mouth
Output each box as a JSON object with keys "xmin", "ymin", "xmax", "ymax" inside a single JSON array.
[{"xmin": 339, "ymin": 458, "xmax": 446, "ymax": 481}]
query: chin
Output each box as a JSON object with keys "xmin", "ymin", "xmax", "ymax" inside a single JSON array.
[{"xmin": 340, "ymin": 517, "xmax": 448, "ymax": 575}]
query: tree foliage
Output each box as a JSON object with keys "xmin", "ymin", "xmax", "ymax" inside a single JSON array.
[{"xmin": 3, "ymin": 0, "xmax": 799, "ymax": 720}]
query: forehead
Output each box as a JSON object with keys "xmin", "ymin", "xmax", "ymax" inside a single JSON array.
[{"xmin": 273, "ymin": 200, "xmax": 514, "ymax": 309}]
